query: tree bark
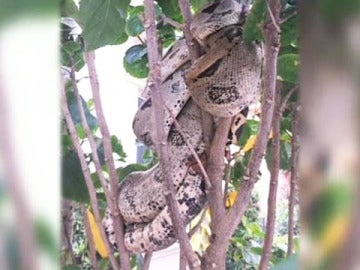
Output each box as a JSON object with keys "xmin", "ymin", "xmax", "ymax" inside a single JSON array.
[
  {"xmin": 258, "ymin": 82, "xmax": 282, "ymax": 270},
  {"xmin": 143, "ymin": 0, "xmax": 200, "ymax": 268},
  {"xmin": 201, "ymin": 1, "xmax": 281, "ymax": 269},
  {"xmin": 287, "ymin": 102, "xmax": 300, "ymax": 256}
]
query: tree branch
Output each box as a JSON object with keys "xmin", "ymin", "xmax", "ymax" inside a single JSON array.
[
  {"xmin": 61, "ymin": 81, "xmax": 120, "ymax": 270},
  {"xmin": 68, "ymin": 58, "xmax": 111, "ymax": 201},
  {"xmin": 142, "ymin": 252, "xmax": 153, "ymax": 270},
  {"xmin": 178, "ymin": 0, "xmax": 214, "ymax": 157},
  {"xmin": 84, "ymin": 51, "xmax": 131, "ymax": 269},
  {"xmin": 287, "ymin": 102, "xmax": 300, "ymax": 256},
  {"xmin": 143, "ymin": 0, "xmax": 200, "ymax": 268},
  {"xmin": 178, "ymin": 0, "xmax": 201, "ymax": 59},
  {"xmin": 188, "ymin": 205, "xmax": 209, "ymax": 239},
  {"xmin": 280, "ymin": 84, "xmax": 298, "ymax": 113},
  {"xmin": 259, "ymin": 82, "xmax": 282, "ymax": 270},
  {"xmin": 225, "ymin": 0, "xmax": 281, "ymax": 242}
]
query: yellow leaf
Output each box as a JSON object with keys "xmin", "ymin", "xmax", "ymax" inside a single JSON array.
[
  {"xmin": 87, "ymin": 209, "xmax": 108, "ymax": 258},
  {"xmin": 243, "ymin": 135, "xmax": 257, "ymax": 152},
  {"xmin": 226, "ymin": 190, "xmax": 237, "ymax": 208},
  {"xmin": 242, "ymin": 130, "xmax": 273, "ymax": 152}
]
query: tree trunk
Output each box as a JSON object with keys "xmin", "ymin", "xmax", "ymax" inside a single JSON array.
[{"xmin": 201, "ymin": 243, "xmax": 228, "ymax": 270}]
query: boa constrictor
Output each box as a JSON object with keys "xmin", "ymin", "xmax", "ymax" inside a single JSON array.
[{"xmin": 104, "ymin": 0, "xmax": 263, "ymax": 254}]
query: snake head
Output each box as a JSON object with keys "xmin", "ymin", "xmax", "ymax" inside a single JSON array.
[{"xmin": 191, "ymin": 0, "xmax": 249, "ymax": 45}]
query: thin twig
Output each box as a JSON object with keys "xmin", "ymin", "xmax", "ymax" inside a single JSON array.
[
  {"xmin": 84, "ymin": 50, "xmax": 131, "ymax": 269},
  {"xmin": 280, "ymin": 11, "xmax": 297, "ymax": 24},
  {"xmin": 178, "ymin": 0, "xmax": 201, "ymax": 59},
  {"xmin": 81, "ymin": 205, "xmax": 98, "ymax": 270},
  {"xmin": 265, "ymin": 0, "xmax": 281, "ymax": 33},
  {"xmin": 287, "ymin": 102, "xmax": 300, "ymax": 256},
  {"xmin": 61, "ymin": 81, "xmax": 120, "ymax": 270},
  {"xmin": 143, "ymin": 0, "xmax": 200, "ymax": 269},
  {"xmin": 225, "ymin": 0, "xmax": 281, "ymax": 244},
  {"xmin": 68, "ymin": 58, "xmax": 112, "ymax": 201},
  {"xmin": 165, "ymin": 105, "xmax": 212, "ymax": 190},
  {"xmin": 137, "ymin": 35, "xmax": 145, "ymax": 45},
  {"xmin": 259, "ymin": 82, "xmax": 282, "ymax": 270},
  {"xmin": 142, "ymin": 252, "xmax": 153, "ymax": 270},
  {"xmin": 280, "ymin": 84, "xmax": 298, "ymax": 113},
  {"xmin": 160, "ymin": 14, "xmax": 183, "ymax": 29},
  {"xmin": 188, "ymin": 205, "xmax": 209, "ymax": 239}
]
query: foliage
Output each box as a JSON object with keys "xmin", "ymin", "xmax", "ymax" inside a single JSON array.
[{"xmin": 60, "ymin": 0, "xmax": 300, "ymax": 269}]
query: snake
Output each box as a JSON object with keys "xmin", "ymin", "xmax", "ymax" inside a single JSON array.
[{"xmin": 103, "ymin": 0, "xmax": 263, "ymax": 254}]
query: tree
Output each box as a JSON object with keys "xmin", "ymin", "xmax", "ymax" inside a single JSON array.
[{"xmin": 60, "ymin": 0, "xmax": 300, "ymax": 269}]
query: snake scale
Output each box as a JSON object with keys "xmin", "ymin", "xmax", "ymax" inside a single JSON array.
[{"xmin": 103, "ymin": 0, "xmax": 263, "ymax": 254}]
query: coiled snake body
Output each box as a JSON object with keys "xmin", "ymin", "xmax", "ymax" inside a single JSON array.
[{"xmin": 104, "ymin": 0, "xmax": 263, "ymax": 254}]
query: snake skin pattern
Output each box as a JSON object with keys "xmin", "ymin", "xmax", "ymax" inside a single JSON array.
[{"xmin": 103, "ymin": 0, "xmax": 263, "ymax": 254}]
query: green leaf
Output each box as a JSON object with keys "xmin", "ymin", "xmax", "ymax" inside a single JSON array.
[
  {"xmin": 243, "ymin": 0, "xmax": 266, "ymax": 44},
  {"xmin": 126, "ymin": 13, "xmax": 145, "ymax": 36},
  {"xmin": 61, "ymin": 0, "xmax": 79, "ymax": 19},
  {"xmin": 79, "ymin": 0, "xmax": 130, "ymax": 50},
  {"xmin": 111, "ymin": 135, "xmax": 127, "ymax": 161},
  {"xmin": 62, "ymin": 134, "xmax": 73, "ymax": 151},
  {"xmin": 281, "ymin": 15, "xmax": 298, "ymax": 46},
  {"xmin": 117, "ymin": 163, "xmax": 148, "ymax": 180},
  {"xmin": 159, "ymin": 24, "xmax": 176, "ymax": 48},
  {"xmin": 277, "ymin": 54, "xmax": 299, "ymax": 83},
  {"xmin": 265, "ymin": 140, "xmax": 291, "ymax": 170},
  {"xmin": 110, "ymin": 31, "xmax": 129, "ymax": 45},
  {"xmin": 270, "ymin": 254, "xmax": 298, "ymax": 270},
  {"xmin": 60, "ymin": 40, "xmax": 85, "ymax": 71},
  {"xmin": 62, "ymin": 40, "xmax": 82, "ymax": 53},
  {"xmin": 66, "ymin": 91, "xmax": 98, "ymax": 130},
  {"xmin": 62, "ymin": 151, "xmax": 90, "ymax": 203},
  {"xmin": 190, "ymin": 0, "xmax": 213, "ymax": 12},
  {"xmin": 157, "ymin": 0, "xmax": 182, "ymax": 21},
  {"xmin": 123, "ymin": 44, "xmax": 149, "ymax": 78}
]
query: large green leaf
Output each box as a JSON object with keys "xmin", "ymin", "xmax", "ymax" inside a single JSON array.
[
  {"xmin": 123, "ymin": 44, "xmax": 149, "ymax": 78},
  {"xmin": 277, "ymin": 54, "xmax": 299, "ymax": 83},
  {"xmin": 159, "ymin": 24, "xmax": 176, "ymax": 48},
  {"xmin": 157, "ymin": 0, "xmax": 182, "ymax": 21},
  {"xmin": 281, "ymin": 15, "xmax": 298, "ymax": 46},
  {"xmin": 61, "ymin": 0, "xmax": 79, "ymax": 19},
  {"xmin": 111, "ymin": 135, "xmax": 127, "ymax": 161},
  {"xmin": 79, "ymin": 0, "xmax": 130, "ymax": 50},
  {"xmin": 62, "ymin": 151, "xmax": 90, "ymax": 203},
  {"xmin": 265, "ymin": 140, "xmax": 291, "ymax": 170},
  {"xmin": 126, "ymin": 13, "xmax": 145, "ymax": 36},
  {"xmin": 243, "ymin": 0, "xmax": 266, "ymax": 44},
  {"xmin": 60, "ymin": 40, "xmax": 85, "ymax": 71},
  {"xmin": 66, "ymin": 91, "xmax": 98, "ymax": 130}
]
